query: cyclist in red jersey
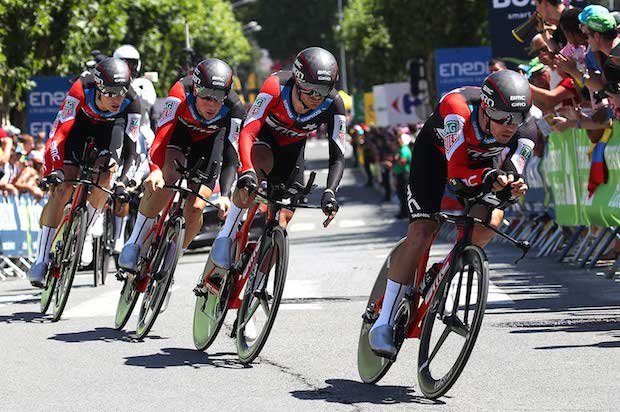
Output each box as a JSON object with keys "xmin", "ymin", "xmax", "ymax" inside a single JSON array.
[
  {"xmin": 368, "ymin": 70, "xmax": 537, "ymax": 358},
  {"xmin": 28, "ymin": 58, "xmax": 140, "ymax": 287},
  {"xmin": 210, "ymin": 47, "xmax": 346, "ymax": 269},
  {"xmin": 118, "ymin": 58, "xmax": 245, "ymax": 272}
]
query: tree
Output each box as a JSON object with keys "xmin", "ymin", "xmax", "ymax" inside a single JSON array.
[
  {"xmin": 341, "ymin": 0, "xmax": 489, "ymax": 99},
  {"xmin": 0, "ymin": 0, "xmax": 252, "ymax": 128}
]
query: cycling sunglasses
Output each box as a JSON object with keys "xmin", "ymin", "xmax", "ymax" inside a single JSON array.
[
  {"xmin": 97, "ymin": 84, "xmax": 128, "ymax": 98},
  {"xmin": 485, "ymin": 107, "xmax": 526, "ymax": 126},
  {"xmin": 296, "ymin": 80, "xmax": 333, "ymax": 98},
  {"xmin": 194, "ymin": 85, "xmax": 227, "ymax": 103}
]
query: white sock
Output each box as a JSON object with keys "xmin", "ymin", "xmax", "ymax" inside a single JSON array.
[
  {"xmin": 114, "ymin": 216, "xmax": 127, "ymax": 241},
  {"xmin": 216, "ymin": 202, "xmax": 245, "ymax": 240},
  {"xmin": 126, "ymin": 212, "xmax": 155, "ymax": 246},
  {"xmin": 34, "ymin": 226, "xmax": 57, "ymax": 265},
  {"xmin": 85, "ymin": 202, "xmax": 101, "ymax": 234},
  {"xmin": 372, "ymin": 279, "xmax": 407, "ymax": 329}
]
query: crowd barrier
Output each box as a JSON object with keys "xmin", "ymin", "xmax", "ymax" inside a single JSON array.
[{"xmin": 0, "ymin": 194, "xmax": 45, "ymax": 280}]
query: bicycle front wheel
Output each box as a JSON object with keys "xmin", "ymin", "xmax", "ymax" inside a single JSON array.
[
  {"xmin": 52, "ymin": 208, "xmax": 87, "ymax": 322},
  {"xmin": 135, "ymin": 216, "xmax": 184, "ymax": 339},
  {"xmin": 40, "ymin": 267, "xmax": 57, "ymax": 314},
  {"xmin": 94, "ymin": 207, "xmax": 114, "ymax": 286},
  {"xmin": 114, "ymin": 274, "xmax": 140, "ymax": 330},
  {"xmin": 417, "ymin": 245, "xmax": 489, "ymax": 399},
  {"xmin": 236, "ymin": 226, "xmax": 288, "ymax": 364}
]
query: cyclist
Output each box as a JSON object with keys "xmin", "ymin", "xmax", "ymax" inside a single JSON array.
[
  {"xmin": 368, "ymin": 70, "xmax": 536, "ymax": 359},
  {"xmin": 27, "ymin": 57, "xmax": 141, "ymax": 287},
  {"xmin": 110, "ymin": 44, "xmax": 158, "ymax": 254},
  {"xmin": 210, "ymin": 47, "xmax": 346, "ymax": 269},
  {"xmin": 118, "ymin": 58, "xmax": 245, "ymax": 272}
]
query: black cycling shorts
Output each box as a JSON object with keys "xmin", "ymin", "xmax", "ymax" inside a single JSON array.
[
  {"xmin": 407, "ymin": 137, "xmax": 447, "ymax": 222},
  {"xmin": 254, "ymin": 128, "xmax": 305, "ymax": 187},
  {"xmin": 167, "ymin": 122, "xmax": 224, "ymax": 190}
]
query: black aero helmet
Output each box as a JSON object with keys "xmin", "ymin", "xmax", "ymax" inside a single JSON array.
[
  {"xmin": 293, "ymin": 47, "xmax": 339, "ymax": 97},
  {"xmin": 92, "ymin": 57, "xmax": 131, "ymax": 96},
  {"xmin": 480, "ymin": 70, "xmax": 532, "ymax": 125},
  {"xmin": 192, "ymin": 58, "xmax": 233, "ymax": 103}
]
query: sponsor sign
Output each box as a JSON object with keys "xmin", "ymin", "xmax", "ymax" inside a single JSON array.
[
  {"xmin": 435, "ymin": 46, "xmax": 492, "ymax": 98},
  {"xmin": 27, "ymin": 76, "xmax": 73, "ymax": 136},
  {"xmin": 372, "ymin": 82, "xmax": 423, "ymax": 127}
]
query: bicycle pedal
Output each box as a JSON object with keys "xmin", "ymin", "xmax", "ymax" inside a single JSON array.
[
  {"xmin": 115, "ymin": 271, "xmax": 127, "ymax": 282},
  {"xmin": 253, "ymin": 290, "xmax": 271, "ymax": 300},
  {"xmin": 193, "ymin": 285, "xmax": 208, "ymax": 297},
  {"xmin": 230, "ymin": 318, "xmax": 238, "ymax": 338}
]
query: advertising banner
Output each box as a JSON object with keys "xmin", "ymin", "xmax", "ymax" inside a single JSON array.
[
  {"xmin": 0, "ymin": 194, "xmax": 45, "ymax": 257},
  {"xmin": 27, "ymin": 76, "xmax": 73, "ymax": 136},
  {"xmin": 372, "ymin": 82, "xmax": 423, "ymax": 127},
  {"xmin": 588, "ymin": 121, "xmax": 620, "ymax": 226},
  {"xmin": 364, "ymin": 92, "xmax": 375, "ymax": 126},
  {"xmin": 434, "ymin": 47, "xmax": 492, "ymax": 98}
]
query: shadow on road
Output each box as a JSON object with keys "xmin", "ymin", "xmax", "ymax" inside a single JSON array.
[
  {"xmin": 0, "ymin": 311, "xmax": 47, "ymax": 324},
  {"xmin": 290, "ymin": 378, "xmax": 444, "ymax": 406},
  {"xmin": 124, "ymin": 347, "xmax": 248, "ymax": 370},
  {"xmin": 48, "ymin": 327, "xmax": 164, "ymax": 343}
]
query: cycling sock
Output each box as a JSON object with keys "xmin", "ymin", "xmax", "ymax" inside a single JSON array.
[
  {"xmin": 34, "ymin": 226, "xmax": 57, "ymax": 265},
  {"xmin": 114, "ymin": 216, "xmax": 127, "ymax": 241},
  {"xmin": 85, "ymin": 202, "xmax": 101, "ymax": 233},
  {"xmin": 216, "ymin": 202, "xmax": 245, "ymax": 239},
  {"xmin": 126, "ymin": 212, "xmax": 155, "ymax": 246},
  {"xmin": 372, "ymin": 279, "xmax": 407, "ymax": 329}
]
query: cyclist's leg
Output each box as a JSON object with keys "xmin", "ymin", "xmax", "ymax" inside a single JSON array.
[
  {"xmin": 471, "ymin": 206, "xmax": 504, "ymax": 247},
  {"xmin": 369, "ymin": 138, "xmax": 445, "ymax": 356}
]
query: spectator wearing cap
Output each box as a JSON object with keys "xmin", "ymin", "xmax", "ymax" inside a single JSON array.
[{"xmin": 392, "ymin": 131, "xmax": 412, "ymax": 219}]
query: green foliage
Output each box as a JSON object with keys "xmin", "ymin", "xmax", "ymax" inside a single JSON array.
[
  {"xmin": 341, "ymin": 0, "xmax": 489, "ymax": 95},
  {"xmin": 0, "ymin": 0, "xmax": 251, "ymax": 121}
]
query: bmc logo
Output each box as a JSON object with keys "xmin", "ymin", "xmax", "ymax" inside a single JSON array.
[
  {"xmin": 439, "ymin": 62, "xmax": 487, "ymax": 77},
  {"xmin": 492, "ymin": 0, "xmax": 534, "ymax": 8},
  {"xmin": 391, "ymin": 94, "xmax": 420, "ymax": 114},
  {"xmin": 29, "ymin": 91, "xmax": 65, "ymax": 108}
]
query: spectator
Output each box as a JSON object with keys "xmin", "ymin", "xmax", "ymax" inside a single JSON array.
[
  {"xmin": 0, "ymin": 127, "xmax": 13, "ymax": 172},
  {"xmin": 392, "ymin": 132, "xmax": 412, "ymax": 219},
  {"xmin": 18, "ymin": 134, "xmax": 35, "ymax": 157},
  {"xmin": 488, "ymin": 58, "xmax": 507, "ymax": 73},
  {"xmin": 13, "ymin": 150, "xmax": 45, "ymax": 201}
]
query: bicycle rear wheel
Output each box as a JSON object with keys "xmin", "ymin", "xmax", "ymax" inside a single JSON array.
[
  {"xmin": 114, "ymin": 274, "xmax": 140, "ymax": 330},
  {"xmin": 236, "ymin": 226, "xmax": 288, "ymax": 364},
  {"xmin": 417, "ymin": 245, "xmax": 489, "ymax": 399},
  {"xmin": 357, "ymin": 238, "xmax": 406, "ymax": 384},
  {"xmin": 134, "ymin": 216, "xmax": 184, "ymax": 339},
  {"xmin": 94, "ymin": 207, "xmax": 114, "ymax": 286},
  {"xmin": 52, "ymin": 208, "xmax": 87, "ymax": 322}
]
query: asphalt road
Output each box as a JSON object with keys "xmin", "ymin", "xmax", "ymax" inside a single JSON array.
[{"xmin": 1, "ymin": 140, "xmax": 619, "ymax": 411}]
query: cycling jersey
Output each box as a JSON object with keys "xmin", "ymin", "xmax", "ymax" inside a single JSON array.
[
  {"xmin": 45, "ymin": 73, "xmax": 141, "ymax": 185},
  {"xmin": 149, "ymin": 76, "xmax": 245, "ymax": 196},
  {"xmin": 407, "ymin": 86, "xmax": 536, "ymax": 220},
  {"xmin": 239, "ymin": 71, "xmax": 347, "ymax": 191}
]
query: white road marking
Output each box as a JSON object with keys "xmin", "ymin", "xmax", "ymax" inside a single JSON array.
[
  {"xmin": 337, "ymin": 219, "xmax": 365, "ymax": 228},
  {"xmin": 0, "ymin": 293, "xmax": 39, "ymax": 308},
  {"xmin": 283, "ymin": 279, "xmax": 321, "ymax": 299},
  {"xmin": 63, "ymin": 290, "xmax": 120, "ymax": 318},
  {"xmin": 280, "ymin": 303, "xmax": 322, "ymax": 311},
  {"xmin": 288, "ymin": 222, "xmax": 316, "ymax": 232}
]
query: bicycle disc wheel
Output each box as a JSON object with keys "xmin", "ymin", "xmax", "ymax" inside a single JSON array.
[
  {"xmin": 52, "ymin": 208, "xmax": 87, "ymax": 322},
  {"xmin": 357, "ymin": 238, "xmax": 406, "ymax": 384},
  {"xmin": 417, "ymin": 245, "xmax": 489, "ymax": 399},
  {"xmin": 40, "ymin": 267, "xmax": 57, "ymax": 314},
  {"xmin": 193, "ymin": 259, "xmax": 235, "ymax": 351},
  {"xmin": 114, "ymin": 274, "xmax": 140, "ymax": 330},
  {"xmin": 135, "ymin": 216, "xmax": 184, "ymax": 339},
  {"xmin": 236, "ymin": 226, "xmax": 288, "ymax": 364}
]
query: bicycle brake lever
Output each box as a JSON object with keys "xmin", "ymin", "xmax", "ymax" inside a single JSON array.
[{"xmin": 514, "ymin": 240, "xmax": 531, "ymax": 264}]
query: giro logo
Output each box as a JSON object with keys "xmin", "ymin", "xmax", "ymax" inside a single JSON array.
[
  {"xmin": 391, "ymin": 94, "xmax": 420, "ymax": 114},
  {"xmin": 492, "ymin": 0, "xmax": 534, "ymax": 8},
  {"xmin": 481, "ymin": 93, "xmax": 495, "ymax": 108},
  {"xmin": 439, "ymin": 61, "xmax": 487, "ymax": 77}
]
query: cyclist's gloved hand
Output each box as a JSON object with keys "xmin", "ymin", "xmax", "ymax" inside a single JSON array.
[
  {"xmin": 321, "ymin": 190, "xmax": 339, "ymax": 215},
  {"xmin": 482, "ymin": 169, "xmax": 515, "ymax": 193},
  {"xmin": 113, "ymin": 183, "xmax": 130, "ymax": 203},
  {"xmin": 47, "ymin": 169, "xmax": 65, "ymax": 186},
  {"xmin": 237, "ymin": 170, "xmax": 258, "ymax": 191}
]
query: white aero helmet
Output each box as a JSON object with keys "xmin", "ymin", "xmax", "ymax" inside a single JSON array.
[{"xmin": 113, "ymin": 44, "xmax": 141, "ymax": 77}]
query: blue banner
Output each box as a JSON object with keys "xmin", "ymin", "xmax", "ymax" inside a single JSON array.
[
  {"xmin": 0, "ymin": 194, "xmax": 45, "ymax": 257},
  {"xmin": 27, "ymin": 76, "xmax": 73, "ymax": 137},
  {"xmin": 435, "ymin": 46, "xmax": 492, "ymax": 98}
]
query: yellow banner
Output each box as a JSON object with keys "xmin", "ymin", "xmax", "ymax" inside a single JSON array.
[{"xmin": 364, "ymin": 92, "xmax": 375, "ymax": 125}]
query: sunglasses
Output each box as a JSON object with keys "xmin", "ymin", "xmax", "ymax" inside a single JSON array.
[
  {"xmin": 194, "ymin": 85, "xmax": 227, "ymax": 103},
  {"xmin": 296, "ymin": 80, "xmax": 333, "ymax": 98},
  {"xmin": 485, "ymin": 107, "xmax": 526, "ymax": 126},
  {"xmin": 97, "ymin": 84, "xmax": 128, "ymax": 98}
]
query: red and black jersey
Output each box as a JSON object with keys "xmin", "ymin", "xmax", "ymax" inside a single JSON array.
[
  {"xmin": 418, "ymin": 86, "xmax": 536, "ymax": 188},
  {"xmin": 239, "ymin": 71, "xmax": 347, "ymax": 191},
  {"xmin": 45, "ymin": 73, "xmax": 141, "ymax": 180},
  {"xmin": 149, "ymin": 76, "xmax": 245, "ymax": 172}
]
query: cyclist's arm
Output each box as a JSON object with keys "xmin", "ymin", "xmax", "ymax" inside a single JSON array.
[
  {"xmin": 43, "ymin": 79, "xmax": 85, "ymax": 175},
  {"xmin": 499, "ymin": 122, "xmax": 536, "ymax": 178},
  {"xmin": 149, "ymin": 81, "xmax": 186, "ymax": 172},
  {"xmin": 238, "ymin": 76, "xmax": 280, "ymax": 173},
  {"xmin": 325, "ymin": 95, "xmax": 347, "ymax": 192}
]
